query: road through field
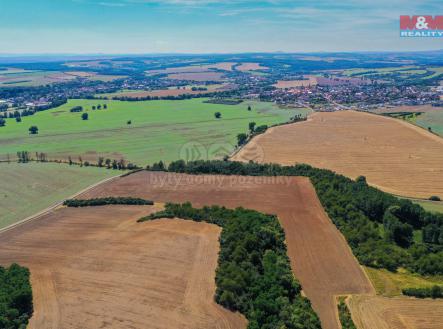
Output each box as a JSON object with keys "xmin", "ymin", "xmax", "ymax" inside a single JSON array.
[
  {"xmin": 80, "ymin": 171, "xmax": 375, "ymax": 329},
  {"xmin": 232, "ymin": 110, "xmax": 443, "ymax": 199},
  {"xmin": 0, "ymin": 206, "xmax": 246, "ymax": 329}
]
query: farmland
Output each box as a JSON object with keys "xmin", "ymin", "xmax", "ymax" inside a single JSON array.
[
  {"xmin": 273, "ymin": 76, "xmax": 318, "ymax": 88},
  {"xmin": 374, "ymin": 105, "xmax": 443, "ymax": 137},
  {"xmin": 146, "ymin": 62, "xmax": 236, "ymax": 75},
  {"xmin": 98, "ymin": 84, "xmax": 230, "ymax": 98},
  {"xmin": 0, "ymin": 162, "xmax": 116, "ymax": 229},
  {"xmin": 167, "ymin": 72, "xmax": 226, "ymax": 81},
  {"xmin": 233, "ymin": 110, "xmax": 443, "ymax": 198},
  {"xmin": 0, "ymin": 205, "xmax": 246, "ymax": 329},
  {"xmin": 236, "ymin": 63, "xmax": 268, "ymax": 72},
  {"xmin": 348, "ymin": 295, "xmax": 443, "ymax": 329},
  {"xmin": 79, "ymin": 171, "xmax": 374, "ymax": 329},
  {"xmin": 0, "ymin": 98, "xmax": 305, "ymax": 165},
  {"xmin": 0, "ymin": 69, "xmax": 125, "ymax": 87}
]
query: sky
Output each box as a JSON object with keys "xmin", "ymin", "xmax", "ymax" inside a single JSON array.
[{"xmin": 0, "ymin": 0, "xmax": 442, "ymax": 54}]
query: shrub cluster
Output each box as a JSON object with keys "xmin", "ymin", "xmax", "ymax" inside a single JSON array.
[
  {"xmin": 64, "ymin": 197, "xmax": 153, "ymax": 207},
  {"xmin": 337, "ymin": 298, "xmax": 356, "ymax": 329},
  {"xmin": 140, "ymin": 203, "xmax": 321, "ymax": 329},
  {"xmin": 402, "ymin": 285, "xmax": 443, "ymax": 299},
  {"xmin": 162, "ymin": 160, "xmax": 443, "ymax": 275},
  {"xmin": 0, "ymin": 264, "xmax": 33, "ymax": 329}
]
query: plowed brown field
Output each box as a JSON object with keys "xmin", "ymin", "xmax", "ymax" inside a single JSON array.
[
  {"xmin": 79, "ymin": 171, "xmax": 374, "ymax": 329},
  {"xmin": 348, "ymin": 295, "xmax": 443, "ymax": 329},
  {"xmin": 0, "ymin": 205, "xmax": 246, "ymax": 329},
  {"xmin": 232, "ymin": 110, "xmax": 443, "ymax": 198}
]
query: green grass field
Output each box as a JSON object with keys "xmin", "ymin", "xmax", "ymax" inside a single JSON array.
[
  {"xmin": 0, "ymin": 98, "xmax": 308, "ymax": 165},
  {"xmin": 413, "ymin": 110, "xmax": 443, "ymax": 136},
  {"xmin": 412, "ymin": 199, "xmax": 443, "ymax": 214},
  {"xmin": 364, "ymin": 266, "xmax": 443, "ymax": 297},
  {"xmin": 0, "ymin": 162, "xmax": 117, "ymax": 229}
]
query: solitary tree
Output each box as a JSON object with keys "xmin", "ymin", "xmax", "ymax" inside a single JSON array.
[
  {"xmin": 82, "ymin": 113, "xmax": 89, "ymax": 120},
  {"xmin": 247, "ymin": 105, "xmax": 252, "ymax": 111},
  {"xmin": 92, "ymin": 106, "xmax": 96, "ymax": 110},
  {"xmin": 127, "ymin": 120, "xmax": 132, "ymax": 125},
  {"xmin": 237, "ymin": 133, "xmax": 248, "ymax": 146},
  {"xmin": 98, "ymin": 157, "xmax": 104, "ymax": 167},
  {"xmin": 103, "ymin": 104, "xmax": 107, "ymax": 109},
  {"xmin": 215, "ymin": 112, "xmax": 222, "ymax": 119},
  {"xmin": 249, "ymin": 122, "xmax": 256, "ymax": 132},
  {"xmin": 97, "ymin": 105, "xmax": 102, "ymax": 110},
  {"xmin": 29, "ymin": 126, "xmax": 38, "ymax": 134}
]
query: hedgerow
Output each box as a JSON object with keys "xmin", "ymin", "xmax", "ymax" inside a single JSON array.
[{"xmin": 64, "ymin": 197, "xmax": 153, "ymax": 207}]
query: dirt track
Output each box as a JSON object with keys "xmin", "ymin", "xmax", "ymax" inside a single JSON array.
[
  {"xmin": 232, "ymin": 110, "xmax": 443, "ymax": 198},
  {"xmin": 0, "ymin": 205, "xmax": 245, "ymax": 329},
  {"xmin": 80, "ymin": 171, "xmax": 374, "ymax": 329},
  {"xmin": 348, "ymin": 295, "xmax": 443, "ymax": 329}
]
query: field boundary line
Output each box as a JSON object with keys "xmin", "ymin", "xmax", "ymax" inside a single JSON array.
[{"xmin": 0, "ymin": 175, "xmax": 120, "ymax": 235}]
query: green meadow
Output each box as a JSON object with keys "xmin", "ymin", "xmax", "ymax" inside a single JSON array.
[
  {"xmin": 0, "ymin": 98, "xmax": 308, "ymax": 165},
  {"xmin": 0, "ymin": 162, "xmax": 117, "ymax": 229},
  {"xmin": 414, "ymin": 110, "xmax": 443, "ymax": 136}
]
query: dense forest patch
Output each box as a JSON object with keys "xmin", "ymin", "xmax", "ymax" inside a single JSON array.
[{"xmin": 0, "ymin": 264, "xmax": 33, "ymax": 329}]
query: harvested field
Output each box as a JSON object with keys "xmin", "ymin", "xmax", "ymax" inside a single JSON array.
[
  {"xmin": 236, "ymin": 63, "xmax": 268, "ymax": 71},
  {"xmin": 316, "ymin": 76, "xmax": 369, "ymax": 86},
  {"xmin": 233, "ymin": 110, "xmax": 443, "ymax": 198},
  {"xmin": 79, "ymin": 171, "xmax": 374, "ymax": 329},
  {"xmin": 348, "ymin": 295, "xmax": 443, "ymax": 329},
  {"xmin": 147, "ymin": 62, "xmax": 236, "ymax": 75},
  {"xmin": 274, "ymin": 76, "xmax": 318, "ymax": 88},
  {"xmin": 0, "ymin": 205, "xmax": 246, "ymax": 329},
  {"xmin": 103, "ymin": 85, "xmax": 230, "ymax": 98},
  {"xmin": 167, "ymin": 72, "xmax": 225, "ymax": 81}
]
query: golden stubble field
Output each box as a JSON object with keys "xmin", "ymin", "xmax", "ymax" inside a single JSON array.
[
  {"xmin": 80, "ymin": 171, "xmax": 374, "ymax": 329},
  {"xmin": 233, "ymin": 110, "xmax": 443, "ymax": 198},
  {"xmin": 348, "ymin": 295, "xmax": 443, "ymax": 329},
  {"xmin": 0, "ymin": 205, "xmax": 246, "ymax": 329}
]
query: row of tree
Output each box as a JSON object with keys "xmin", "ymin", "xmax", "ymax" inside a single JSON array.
[
  {"xmin": 140, "ymin": 203, "xmax": 321, "ymax": 329},
  {"xmin": 64, "ymin": 197, "xmax": 153, "ymax": 207},
  {"xmin": 161, "ymin": 160, "xmax": 443, "ymax": 275},
  {"xmin": 402, "ymin": 285, "xmax": 443, "ymax": 299}
]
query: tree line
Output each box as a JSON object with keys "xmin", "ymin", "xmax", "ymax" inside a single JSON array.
[
  {"xmin": 402, "ymin": 285, "xmax": 443, "ymax": 299},
  {"xmin": 0, "ymin": 264, "xmax": 33, "ymax": 329},
  {"xmin": 64, "ymin": 197, "xmax": 153, "ymax": 207},
  {"xmin": 139, "ymin": 203, "xmax": 321, "ymax": 329},
  {"xmin": 159, "ymin": 159, "xmax": 443, "ymax": 276}
]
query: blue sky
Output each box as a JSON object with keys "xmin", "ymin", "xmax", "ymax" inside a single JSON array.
[{"xmin": 0, "ymin": 0, "xmax": 442, "ymax": 54}]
